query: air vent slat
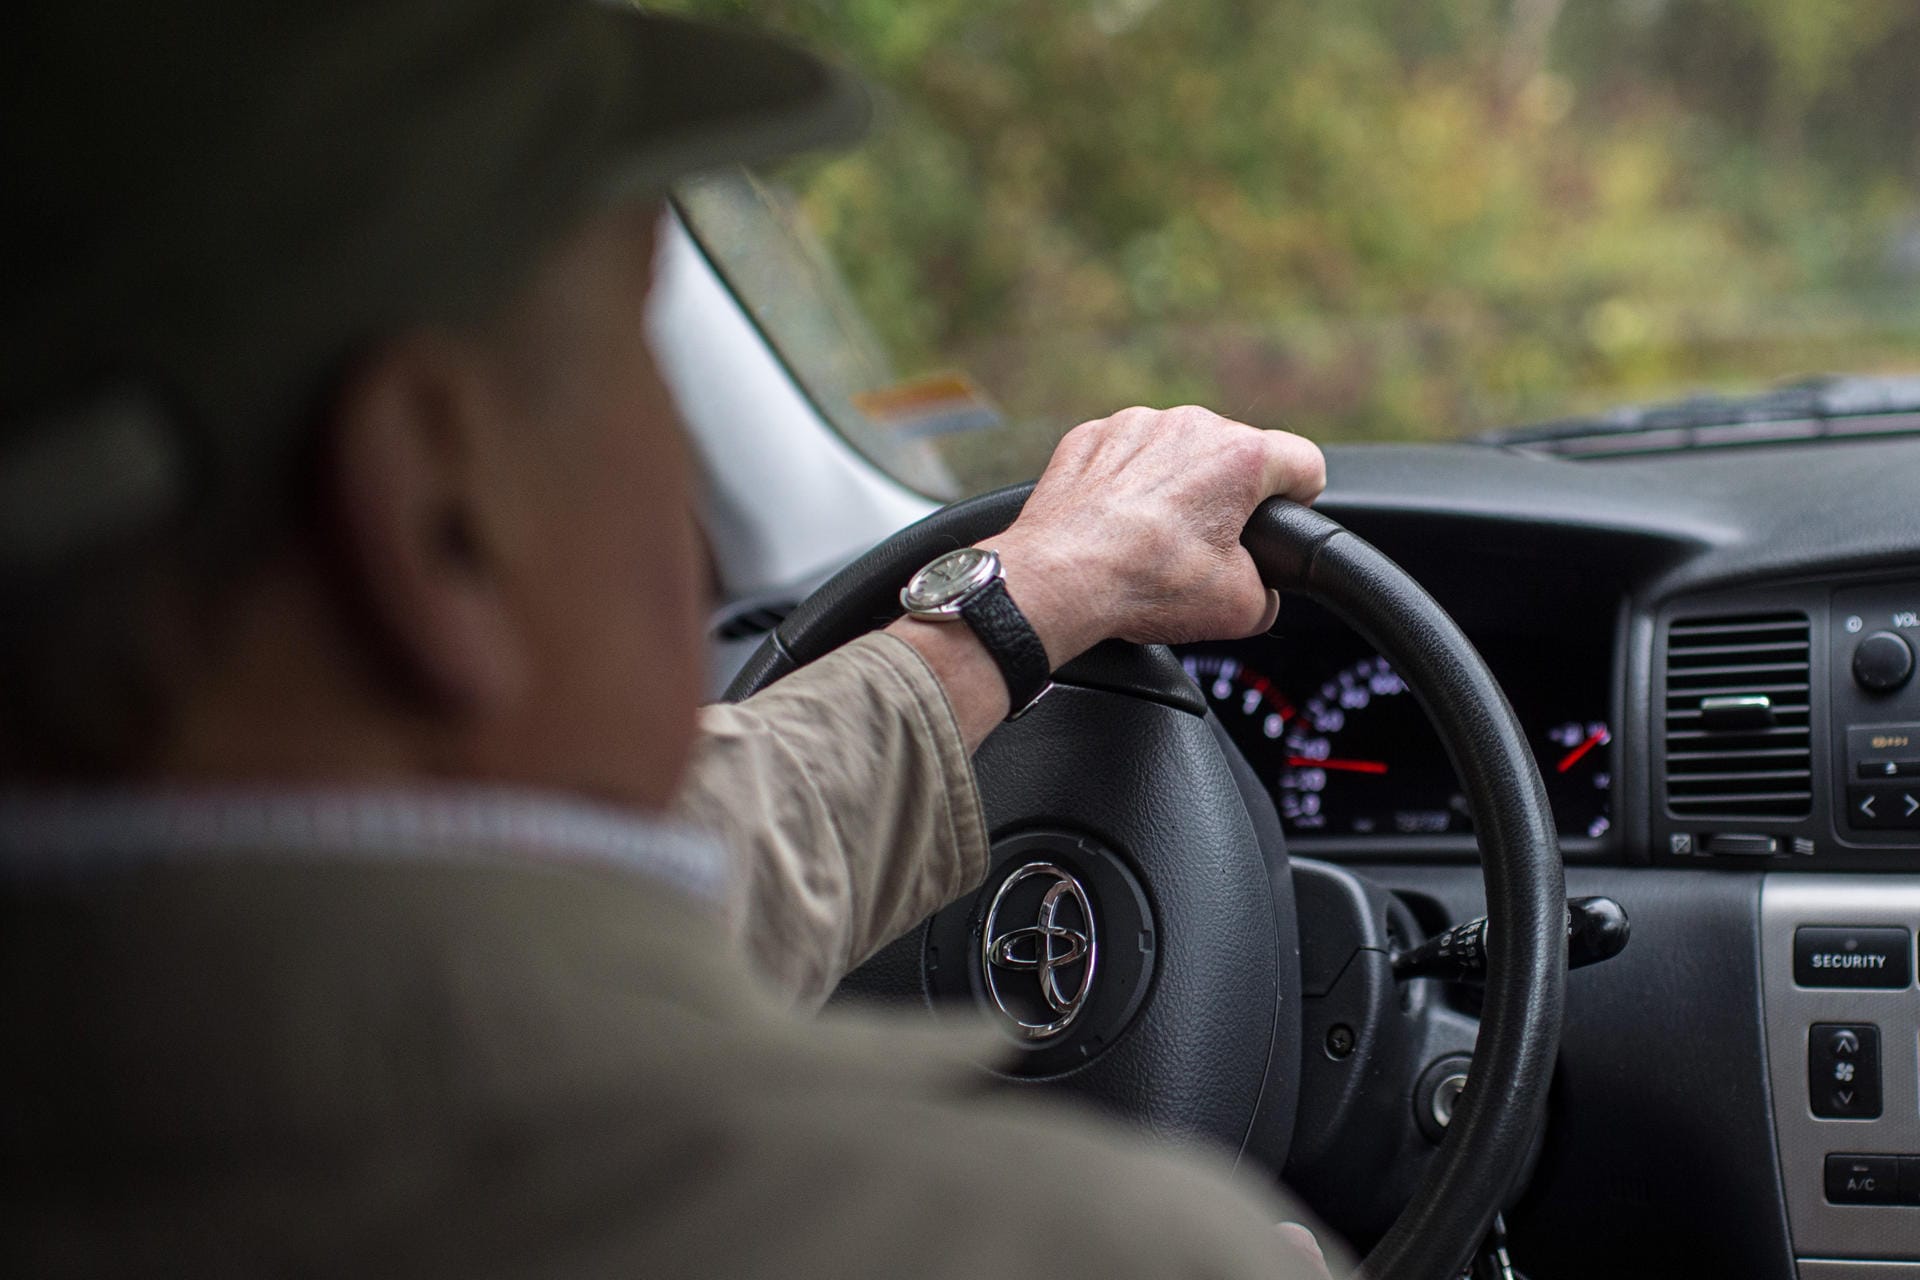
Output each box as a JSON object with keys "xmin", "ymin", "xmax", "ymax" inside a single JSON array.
[
  {"xmin": 1666, "ymin": 726, "xmax": 1809, "ymax": 741},
  {"xmin": 1666, "ymin": 706, "xmax": 1809, "ymax": 721},
  {"xmin": 711, "ymin": 600, "xmax": 797, "ymax": 642},
  {"xmin": 1669, "ymin": 620, "xmax": 1812, "ymax": 640},
  {"xmin": 1669, "ymin": 770, "xmax": 1811, "ymax": 784},
  {"xmin": 1667, "ymin": 790, "xmax": 1813, "ymax": 807},
  {"xmin": 1666, "ymin": 682, "xmax": 1810, "ymax": 698},
  {"xmin": 1674, "ymin": 667, "xmax": 1804, "ymax": 687},
  {"xmin": 1668, "ymin": 641, "xmax": 1812, "ymax": 660},
  {"xmin": 1667, "ymin": 747, "xmax": 1810, "ymax": 762},
  {"xmin": 1661, "ymin": 610, "xmax": 1813, "ymax": 819}
]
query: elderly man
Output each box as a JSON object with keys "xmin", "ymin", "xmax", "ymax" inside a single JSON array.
[{"xmin": 0, "ymin": 2, "xmax": 1336, "ymax": 1276}]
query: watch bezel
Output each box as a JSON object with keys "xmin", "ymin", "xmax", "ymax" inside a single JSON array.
[{"xmin": 900, "ymin": 547, "xmax": 1002, "ymax": 619}]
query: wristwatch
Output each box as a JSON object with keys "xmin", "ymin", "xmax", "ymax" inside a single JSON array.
[{"xmin": 899, "ymin": 547, "xmax": 1053, "ymax": 719}]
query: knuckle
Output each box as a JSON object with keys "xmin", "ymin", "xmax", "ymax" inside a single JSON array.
[
  {"xmin": 1079, "ymin": 407, "xmax": 1149, "ymax": 444},
  {"xmin": 1286, "ymin": 436, "xmax": 1329, "ymax": 492},
  {"xmin": 1167, "ymin": 403, "xmax": 1219, "ymax": 431},
  {"xmin": 1056, "ymin": 419, "xmax": 1111, "ymax": 459},
  {"xmin": 1220, "ymin": 431, "xmax": 1267, "ymax": 475}
]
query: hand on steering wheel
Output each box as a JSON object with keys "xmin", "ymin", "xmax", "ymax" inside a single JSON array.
[{"xmin": 980, "ymin": 404, "xmax": 1326, "ymax": 664}]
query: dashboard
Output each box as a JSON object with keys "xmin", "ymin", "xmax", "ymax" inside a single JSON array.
[
  {"xmin": 813, "ymin": 434, "xmax": 1920, "ymax": 1280},
  {"xmin": 1220, "ymin": 437, "xmax": 1920, "ymax": 1280},
  {"xmin": 1177, "ymin": 618, "xmax": 1613, "ymax": 844}
]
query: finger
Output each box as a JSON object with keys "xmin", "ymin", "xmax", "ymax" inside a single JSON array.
[
  {"xmin": 1255, "ymin": 587, "xmax": 1281, "ymax": 634},
  {"xmin": 1257, "ymin": 429, "xmax": 1328, "ymax": 504},
  {"xmin": 1220, "ymin": 554, "xmax": 1278, "ymax": 638},
  {"xmin": 1276, "ymin": 1222, "xmax": 1332, "ymax": 1279}
]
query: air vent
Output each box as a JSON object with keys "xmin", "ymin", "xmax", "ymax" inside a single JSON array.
[
  {"xmin": 712, "ymin": 601, "xmax": 795, "ymax": 642},
  {"xmin": 1663, "ymin": 612, "xmax": 1813, "ymax": 818}
]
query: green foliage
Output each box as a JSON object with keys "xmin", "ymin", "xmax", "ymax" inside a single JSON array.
[{"xmin": 655, "ymin": 0, "xmax": 1920, "ymax": 490}]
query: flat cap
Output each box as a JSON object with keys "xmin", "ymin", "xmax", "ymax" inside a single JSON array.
[{"xmin": 0, "ymin": 0, "xmax": 867, "ymax": 572}]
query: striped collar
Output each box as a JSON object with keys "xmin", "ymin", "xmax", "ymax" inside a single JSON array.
[{"xmin": 0, "ymin": 787, "xmax": 730, "ymax": 904}]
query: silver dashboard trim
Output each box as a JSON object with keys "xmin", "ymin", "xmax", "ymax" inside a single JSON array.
[{"xmin": 1763, "ymin": 876, "xmax": 1920, "ymax": 1261}]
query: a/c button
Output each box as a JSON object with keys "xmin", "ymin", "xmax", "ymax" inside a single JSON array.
[
  {"xmin": 1828, "ymin": 1154, "xmax": 1900, "ymax": 1205},
  {"xmin": 1794, "ymin": 926, "xmax": 1912, "ymax": 989}
]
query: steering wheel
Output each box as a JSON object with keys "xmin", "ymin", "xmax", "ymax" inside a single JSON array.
[{"xmin": 725, "ymin": 485, "xmax": 1566, "ymax": 1280}]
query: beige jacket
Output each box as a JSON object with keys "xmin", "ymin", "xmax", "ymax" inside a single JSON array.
[
  {"xmin": 678, "ymin": 632, "xmax": 1332, "ymax": 1277},
  {"xmin": 0, "ymin": 633, "xmax": 1331, "ymax": 1279}
]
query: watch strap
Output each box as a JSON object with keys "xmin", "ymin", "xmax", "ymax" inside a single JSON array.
[{"xmin": 958, "ymin": 578, "xmax": 1053, "ymax": 718}]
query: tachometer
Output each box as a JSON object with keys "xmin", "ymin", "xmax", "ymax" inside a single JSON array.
[{"xmin": 1180, "ymin": 652, "xmax": 1295, "ymax": 745}]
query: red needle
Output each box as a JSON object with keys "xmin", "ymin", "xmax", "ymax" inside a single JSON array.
[
  {"xmin": 1288, "ymin": 756, "xmax": 1389, "ymax": 775},
  {"xmin": 1556, "ymin": 728, "xmax": 1610, "ymax": 774}
]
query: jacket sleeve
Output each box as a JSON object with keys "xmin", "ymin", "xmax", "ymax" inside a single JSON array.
[{"xmin": 676, "ymin": 631, "xmax": 992, "ymax": 1007}]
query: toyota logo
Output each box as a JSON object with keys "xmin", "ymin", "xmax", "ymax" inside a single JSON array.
[{"xmin": 981, "ymin": 862, "xmax": 1098, "ymax": 1040}]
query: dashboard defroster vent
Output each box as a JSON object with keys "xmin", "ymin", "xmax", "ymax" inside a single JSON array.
[{"xmin": 1663, "ymin": 612, "xmax": 1813, "ymax": 818}]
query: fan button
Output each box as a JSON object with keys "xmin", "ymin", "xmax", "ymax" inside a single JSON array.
[{"xmin": 1810, "ymin": 1023, "xmax": 1882, "ymax": 1119}]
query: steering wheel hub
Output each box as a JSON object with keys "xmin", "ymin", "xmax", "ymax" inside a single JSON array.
[{"xmin": 928, "ymin": 829, "xmax": 1156, "ymax": 1074}]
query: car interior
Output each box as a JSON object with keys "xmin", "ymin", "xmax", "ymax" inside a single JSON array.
[{"xmin": 645, "ymin": 5, "xmax": 1920, "ymax": 1277}]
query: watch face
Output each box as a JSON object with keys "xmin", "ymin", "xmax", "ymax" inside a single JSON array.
[{"xmin": 902, "ymin": 547, "xmax": 998, "ymax": 614}]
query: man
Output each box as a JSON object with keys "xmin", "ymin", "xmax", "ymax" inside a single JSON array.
[{"xmin": 0, "ymin": 2, "xmax": 1336, "ymax": 1276}]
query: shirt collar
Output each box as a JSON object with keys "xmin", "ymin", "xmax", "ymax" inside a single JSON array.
[{"xmin": 0, "ymin": 786, "xmax": 730, "ymax": 904}]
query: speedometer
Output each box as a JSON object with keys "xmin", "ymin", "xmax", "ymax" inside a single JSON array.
[{"xmin": 1279, "ymin": 656, "xmax": 1471, "ymax": 834}]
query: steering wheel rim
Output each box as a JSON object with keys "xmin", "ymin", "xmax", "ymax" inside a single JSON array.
[{"xmin": 726, "ymin": 485, "xmax": 1566, "ymax": 1280}]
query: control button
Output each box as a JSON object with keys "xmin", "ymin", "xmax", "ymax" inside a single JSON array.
[
  {"xmin": 1854, "ymin": 631, "xmax": 1915, "ymax": 693},
  {"xmin": 1858, "ymin": 759, "xmax": 1920, "ymax": 779},
  {"xmin": 1668, "ymin": 832, "xmax": 1694, "ymax": 856},
  {"xmin": 1794, "ymin": 927, "xmax": 1912, "ymax": 989},
  {"xmin": 1900, "ymin": 1157, "xmax": 1920, "ymax": 1206},
  {"xmin": 1849, "ymin": 725, "xmax": 1920, "ymax": 760},
  {"xmin": 1810, "ymin": 1024, "xmax": 1882, "ymax": 1118},
  {"xmin": 1827, "ymin": 1153, "xmax": 1900, "ymax": 1204},
  {"xmin": 1848, "ymin": 787, "xmax": 1920, "ymax": 831},
  {"xmin": 1705, "ymin": 833, "xmax": 1779, "ymax": 857}
]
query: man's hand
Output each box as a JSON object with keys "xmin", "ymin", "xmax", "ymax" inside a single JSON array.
[
  {"xmin": 990, "ymin": 404, "xmax": 1325, "ymax": 666},
  {"xmin": 888, "ymin": 406, "xmax": 1325, "ymax": 747},
  {"xmin": 1278, "ymin": 1221, "xmax": 1338, "ymax": 1279}
]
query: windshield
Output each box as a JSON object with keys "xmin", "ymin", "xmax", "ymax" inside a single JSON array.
[{"xmin": 662, "ymin": 0, "xmax": 1920, "ymax": 497}]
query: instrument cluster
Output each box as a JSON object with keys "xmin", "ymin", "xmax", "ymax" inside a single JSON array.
[{"xmin": 1177, "ymin": 618, "xmax": 1614, "ymax": 845}]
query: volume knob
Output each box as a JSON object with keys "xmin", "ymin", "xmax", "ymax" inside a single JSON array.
[{"xmin": 1853, "ymin": 631, "xmax": 1915, "ymax": 693}]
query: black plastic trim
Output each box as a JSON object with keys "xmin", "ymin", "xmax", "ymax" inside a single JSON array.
[{"xmin": 1372, "ymin": 863, "xmax": 1793, "ymax": 1280}]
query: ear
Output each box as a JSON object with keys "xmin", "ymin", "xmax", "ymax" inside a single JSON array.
[{"xmin": 322, "ymin": 333, "xmax": 528, "ymax": 716}]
